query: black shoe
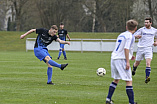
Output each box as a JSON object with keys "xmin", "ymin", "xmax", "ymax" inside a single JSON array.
[
  {"xmin": 61, "ymin": 63, "xmax": 68, "ymax": 70},
  {"xmin": 47, "ymin": 81, "xmax": 55, "ymax": 85},
  {"xmin": 106, "ymin": 100, "xmax": 114, "ymax": 104},
  {"xmin": 145, "ymin": 77, "xmax": 150, "ymax": 83},
  {"xmin": 134, "ymin": 102, "xmax": 137, "ymax": 104},
  {"xmin": 132, "ymin": 70, "xmax": 136, "ymax": 76},
  {"xmin": 64, "ymin": 57, "xmax": 67, "ymax": 60},
  {"xmin": 57, "ymin": 57, "xmax": 59, "ymax": 60}
]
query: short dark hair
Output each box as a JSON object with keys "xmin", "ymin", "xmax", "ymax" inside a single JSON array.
[
  {"xmin": 145, "ymin": 17, "xmax": 152, "ymax": 23},
  {"xmin": 60, "ymin": 22, "xmax": 64, "ymax": 25},
  {"xmin": 126, "ymin": 20, "xmax": 138, "ymax": 31},
  {"xmin": 51, "ymin": 25, "xmax": 58, "ymax": 30}
]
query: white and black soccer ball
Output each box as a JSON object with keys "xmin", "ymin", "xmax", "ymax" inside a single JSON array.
[{"xmin": 96, "ymin": 68, "xmax": 106, "ymax": 77}]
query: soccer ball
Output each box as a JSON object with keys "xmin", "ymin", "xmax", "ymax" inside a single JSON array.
[{"xmin": 96, "ymin": 68, "xmax": 106, "ymax": 77}]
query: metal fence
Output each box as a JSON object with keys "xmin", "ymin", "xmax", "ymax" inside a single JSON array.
[{"xmin": 26, "ymin": 38, "xmax": 157, "ymax": 53}]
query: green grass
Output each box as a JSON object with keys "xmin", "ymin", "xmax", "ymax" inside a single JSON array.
[
  {"xmin": 0, "ymin": 51, "xmax": 157, "ymax": 104},
  {"xmin": 0, "ymin": 31, "xmax": 119, "ymax": 51}
]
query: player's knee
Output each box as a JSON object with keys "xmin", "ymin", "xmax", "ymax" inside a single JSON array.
[
  {"xmin": 146, "ymin": 59, "xmax": 151, "ymax": 67},
  {"xmin": 113, "ymin": 79, "xmax": 119, "ymax": 84},
  {"xmin": 59, "ymin": 48, "xmax": 62, "ymax": 51},
  {"xmin": 146, "ymin": 62, "xmax": 151, "ymax": 67},
  {"xmin": 48, "ymin": 64, "xmax": 52, "ymax": 67},
  {"xmin": 44, "ymin": 56, "xmax": 51, "ymax": 61},
  {"xmin": 126, "ymin": 81, "xmax": 132, "ymax": 86}
]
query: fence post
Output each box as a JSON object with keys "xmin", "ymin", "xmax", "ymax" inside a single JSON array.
[
  {"xmin": 81, "ymin": 39, "xmax": 83, "ymax": 53},
  {"xmin": 100, "ymin": 39, "xmax": 102, "ymax": 53},
  {"xmin": 26, "ymin": 39, "xmax": 28, "ymax": 52}
]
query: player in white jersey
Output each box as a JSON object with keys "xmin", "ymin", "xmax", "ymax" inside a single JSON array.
[
  {"xmin": 106, "ymin": 20, "xmax": 139, "ymax": 104},
  {"xmin": 132, "ymin": 17, "xmax": 157, "ymax": 83}
]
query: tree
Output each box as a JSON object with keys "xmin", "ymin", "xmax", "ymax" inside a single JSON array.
[
  {"xmin": 131, "ymin": 0, "xmax": 157, "ymax": 27},
  {"xmin": 83, "ymin": 0, "xmax": 134, "ymax": 32},
  {"xmin": 10, "ymin": 0, "xmax": 28, "ymax": 31}
]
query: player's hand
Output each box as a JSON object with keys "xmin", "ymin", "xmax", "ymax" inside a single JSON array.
[
  {"xmin": 153, "ymin": 42, "xmax": 157, "ymax": 46},
  {"xmin": 20, "ymin": 35, "xmax": 25, "ymax": 39},
  {"xmin": 135, "ymin": 35, "xmax": 142, "ymax": 39},
  {"xmin": 67, "ymin": 42, "xmax": 70, "ymax": 45},
  {"xmin": 131, "ymin": 56, "xmax": 135, "ymax": 61},
  {"xmin": 126, "ymin": 62, "xmax": 130, "ymax": 70}
]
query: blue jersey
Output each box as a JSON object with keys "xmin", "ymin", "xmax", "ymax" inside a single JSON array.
[
  {"xmin": 58, "ymin": 29, "xmax": 67, "ymax": 41},
  {"xmin": 34, "ymin": 28, "xmax": 58, "ymax": 48}
]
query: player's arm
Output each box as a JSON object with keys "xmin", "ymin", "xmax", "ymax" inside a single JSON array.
[
  {"xmin": 20, "ymin": 29, "xmax": 36, "ymax": 39},
  {"xmin": 134, "ymin": 35, "xmax": 141, "ymax": 39},
  {"xmin": 124, "ymin": 48, "xmax": 130, "ymax": 70},
  {"xmin": 131, "ymin": 55, "xmax": 135, "ymax": 61},
  {"xmin": 134, "ymin": 28, "xmax": 142, "ymax": 39},
  {"xmin": 67, "ymin": 34, "xmax": 71, "ymax": 41},
  {"xmin": 124, "ymin": 36, "xmax": 132, "ymax": 70},
  {"xmin": 56, "ymin": 38, "xmax": 70, "ymax": 45}
]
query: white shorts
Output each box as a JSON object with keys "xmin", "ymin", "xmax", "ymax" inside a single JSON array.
[
  {"xmin": 136, "ymin": 47, "xmax": 153, "ymax": 61},
  {"xmin": 111, "ymin": 59, "xmax": 132, "ymax": 81}
]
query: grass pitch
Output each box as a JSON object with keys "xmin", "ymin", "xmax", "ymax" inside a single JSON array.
[{"xmin": 0, "ymin": 51, "xmax": 157, "ymax": 104}]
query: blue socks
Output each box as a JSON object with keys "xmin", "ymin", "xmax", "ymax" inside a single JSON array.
[
  {"xmin": 48, "ymin": 60, "xmax": 61, "ymax": 68},
  {"xmin": 63, "ymin": 51, "xmax": 67, "ymax": 58},
  {"xmin": 133, "ymin": 65, "xmax": 137, "ymax": 71},
  {"xmin": 58, "ymin": 49, "xmax": 62, "ymax": 59},
  {"xmin": 58, "ymin": 49, "xmax": 67, "ymax": 58},
  {"xmin": 107, "ymin": 82, "xmax": 135, "ymax": 104},
  {"xmin": 47, "ymin": 67, "xmax": 52, "ymax": 83},
  {"xmin": 107, "ymin": 82, "xmax": 117, "ymax": 100},
  {"xmin": 145, "ymin": 67, "xmax": 151, "ymax": 77},
  {"xmin": 126, "ymin": 86, "xmax": 134, "ymax": 104}
]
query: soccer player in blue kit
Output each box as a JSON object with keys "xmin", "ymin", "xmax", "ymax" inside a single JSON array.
[
  {"xmin": 57, "ymin": 22, "xmax": 71, "ymax": 60},
  {"xmin": 20, "ymin": 25, "xmax": 70, "ymax": 85}
]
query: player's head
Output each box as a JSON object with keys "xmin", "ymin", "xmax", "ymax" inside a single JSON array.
[
  {"xmin": 60, "ymin": 22, "xmax": 64, "ymax": 29},
  {"xmin": 49, "ymin": 25, "xmax": 58, "ymax": 36},
  {"xmin": 144, "ymin": 17, "xmax": 152, "ymax": 29},
  {"xmin": 126, "ymin": 19, "xmax": 138, "ymax": 32}
]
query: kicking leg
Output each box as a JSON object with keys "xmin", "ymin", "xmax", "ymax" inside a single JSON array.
[{"xmin": 45, "ymin": 56, "xmax": 68, "ymax": 70}]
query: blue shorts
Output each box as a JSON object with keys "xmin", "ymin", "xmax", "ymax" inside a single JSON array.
[
  {"xmin": 60, "ymin": 43, "xmax": 65, "ymax": 49},
  {"xmin": 34, "ymin": 48, "xmax": 52, "ymax": 63}
]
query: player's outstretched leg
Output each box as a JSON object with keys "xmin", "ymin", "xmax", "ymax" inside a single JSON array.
[{"xmin": 48, "ymin": 60, "xmax": 61, "ymax": 68}]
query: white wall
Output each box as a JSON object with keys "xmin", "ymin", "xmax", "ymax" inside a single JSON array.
[{"xmin": 26, "ymin": 38, "xmax": 157, "ymax": 53}]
